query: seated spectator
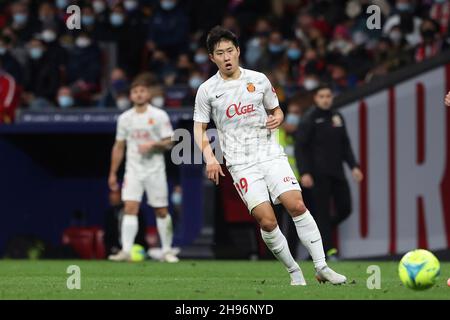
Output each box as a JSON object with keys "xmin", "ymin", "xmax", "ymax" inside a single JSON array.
[
  {"xmin": 37, "ymin": 1, "xmax": 63, "ymax": 34},
  {"xmin": 56, "ymin": 86, "xmax": 75, "ymax": 109},
  {"xmin": 97, "ymin": 68, "xmax": 130, "ymax": 108},
  {"xmin": 80, "ymin": 4, "xmax": 109, "ymax": 42},
  {"xmin": 23, "ymin": 38, "xmax": 60, "ymax": 108},
  {"xmin": 38, "ymin": 27, "xmax": 67, "ymax": 73},
  {"xmin": 383, "ymin": 1, "xmax": 423, "ymax": 47},
  {"xmin": 9, "ymin": 1, "xmax": 36, "ymax": 44},
  {"xmin": 415, "ymin": 18, "xmax": 446, "ymax": 62},
  {"xmin": 147, "ymin": 0, "xmax": 190, "ymax": 59},
  {"xmin": 0, "ymin": 34, "xmax": 24, "ymax": 85},
  {"xmin": 66, "ymin": 33, "xmax": 101, "ymax": 106}
]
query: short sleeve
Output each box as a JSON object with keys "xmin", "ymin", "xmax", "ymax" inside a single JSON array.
[
  {"xmin": 158, "ymin": 111, "xmax": 174, "ymax": 140},
  {"xmin": 262, "ymin": 75, "xmax": 279, "ymax": 110},
  {"xmin": 115, "ymin": 115, "xmax": 128, "ymax": 141},
  {"xmin": 193, "ymin": 85, "xmax": 211, "ymax": 123}
]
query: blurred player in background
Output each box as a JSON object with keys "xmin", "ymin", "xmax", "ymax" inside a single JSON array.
[
  {"xmin": 193, "ymin": 26, "xmax": 346, "ymax": 285},
  {"xmin": 108, "ymin": 74, "xmax": 178, "ymax": 263}
]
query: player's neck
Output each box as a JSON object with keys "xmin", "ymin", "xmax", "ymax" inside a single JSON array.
[
  {"xmin": 134, "ymin": 104, "xmax": 148, "ymax": 113},
  {"xmin": 219, "ymin": 67, "xmax": 241, "ymax": 81}
]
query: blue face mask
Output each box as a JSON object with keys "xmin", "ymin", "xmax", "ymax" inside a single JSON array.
[
  {"xmin": 110, "ymin": 13, "xmax": 124, "ymax": 26},
  {"xmin": 396, "ymin": 3, "xmax": 412, "ymax": 12},
  {"xmin": 189, "ymin": 77, "xmax": 203, "ymax": 90},
  {"xmin": 13, "ymin": 13, "xmax": 28, "ymax": 25},
  {"xmin": 58, "ymin": 95, "xmax": 74, "ymax": 108},
  {"xmin": 194, "ymin": 54, "xmax": 208, "ymax": 64},
  {"xmin": 171, "ymin": 191, "xmax": 182, "ymax": 206},
  {"xmin": 285, "ymin": 113, "xmax": 301, "ymax": 126},
  {"xmin": 268, "ymin": 44, "xmax": 284, "ymax": 54},
  {"xmin": 0, "ymin": 47, "xmax": 7, "ymax": 55},
  {"xmin": 56, "ymin": 0, "xmax": 68, "ymax": 9},
  {"xmin": 161, "ymin": 0, "xmax": 176, "ymax": 11},
  {"xmin": 82, "ymin": 15, "xmax": 95, "ymax": 26},
  {"xmin": 287, "ymin": 48, "xmax": 301, "ymax": 60},
  {"xmin": 29, "ymin": 48, "xmax": 44, "ymax": 60}
]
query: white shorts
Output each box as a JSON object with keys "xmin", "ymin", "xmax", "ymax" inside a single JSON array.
[
  {"xmin": 121, "ymin": 170, "xmax": 168, "ymax": 208},
  {"xmin": 228, "ymin": 156, "xmax": 302, "ymax": 213}
]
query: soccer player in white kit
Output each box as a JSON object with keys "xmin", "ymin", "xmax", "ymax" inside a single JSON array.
[
  {"xmin": 108, "ymin": 75, "xmax": 178, "ymax": 263},
  {"xmin": 193, "ymin": 26, "xmax": 347, "ymax": 285}
]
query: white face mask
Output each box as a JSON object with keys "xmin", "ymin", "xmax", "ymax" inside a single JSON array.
[
  {"xmin": 93, "ymin": 0, "xmax": 106, "ymax": 13},
  {"xmin": 151, "ymin": 96, "xmax": 165, "ymax": 108},
  {"xmin": 304, "ymin": 79, "xmax": 319, "ymax": 91},
  {"xmin": 117, "ymin": 97, "xmax": 131, "ymax": 110},
  {"xmin": 41, "ymin": 30, "xmax": 57, "ymax": 43},
  {"xmin": 75, "ymin": 37, "xmax": 91, "ymax": 48}
]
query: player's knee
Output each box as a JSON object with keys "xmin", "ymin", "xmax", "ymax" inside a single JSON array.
[
  {"xmin": 124, "ymin": 203, "xmax": 139, "ymax": 215},
  {"xmin": 154, "ymin": 207, "xmax": 168, "ymax": 218},
  {"xmin": 259, "ymin": 218, "xmax": 278, "ymax": 232},
  {"xmin": 289, "ymin": 200, "xmax": 307, "ymax": 217}
]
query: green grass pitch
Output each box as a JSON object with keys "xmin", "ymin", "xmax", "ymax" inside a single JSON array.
[{"xmin": 0, "ymin": 260, "xmax": 449, "ymax": 300}]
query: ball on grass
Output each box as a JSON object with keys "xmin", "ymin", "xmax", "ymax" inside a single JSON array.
[{"xmin": 130, "ymin": 244, "xmax": 146, "ymax": 262}]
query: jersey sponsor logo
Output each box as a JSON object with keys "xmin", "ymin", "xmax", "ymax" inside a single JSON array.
[
  {"xmin": 283, "ymin": 176, "xmax": 297, "ymax": 183},
  {"xmin": 148, "ymin": 118, "xmax": 155, "ymax": 125},
  {"xmin": 226, "ymin": 102, "xmax": 256, "ymax": 118},
  {"xmin": 246, "ymin": 83, "xmax": 255, "ymax": 93},
  {"xmin": 131, "ymin": 130, "xmax": 151, "ymax": 140}
]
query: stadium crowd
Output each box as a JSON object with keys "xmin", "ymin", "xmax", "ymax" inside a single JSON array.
[{"xmin": 0, "ymin": 0, "xmax": 449, "ymax": 122}]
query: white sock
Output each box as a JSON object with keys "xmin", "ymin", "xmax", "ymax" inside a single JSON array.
[
  {"xmin": 293, "ymin": 210, "xmax": 327, "ymax": 271},
  {"xmin": 156, "ymin": 214, "xmax": 173, "ymax": 253},
  {"xmin": 261, "ymin": 226, "xmax": 300, "ymax": 275},
  {"xmin": 121, "ymin": 214, "xmax": 138, "ymax": 254}
]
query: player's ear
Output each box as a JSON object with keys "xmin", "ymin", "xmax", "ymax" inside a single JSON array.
[
  {"xmin": 236, "ymin": 46, "xmax": 240, "ymax": 58},
  {"xmin": 209, "ymin": 53, "xmax": 215, "ymax": 64}
]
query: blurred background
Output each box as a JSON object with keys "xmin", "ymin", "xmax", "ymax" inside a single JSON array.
[{"xmin": 0, "ymin": 0, "xmax": 449, "ymax": 261}]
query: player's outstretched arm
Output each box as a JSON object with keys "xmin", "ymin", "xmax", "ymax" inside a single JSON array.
[
  {"xmin": 109, "ymin": 140, "xmax": 125, "ymax": 191},
  {"xmin": 445, "ymin": 91, "xmax": 450, "ymax": 107},
  {"xmin": 193, "ymin": 121, "xmax": 225, "ymax": 185}
]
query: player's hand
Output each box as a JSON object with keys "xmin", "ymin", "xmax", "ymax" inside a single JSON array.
[
  {"xmin": 445, "ymin": 91, "xmax": 450, "ymax": 107},
  {"xmin": 266, "ymin": 115, "xmax": 282, "ymax": 130},
  {"xmin": 352, "ymin": 167, "xmax": 364, "ymax": 182},
  {"xmin": 108, "ymin": 173, "xmax": 119, "ymax": 191},
  {"xmin": 206, "ymin": 160, "xmax": 225, "ymax": 185},
  {"xmin": 138, "ymin": 141, "xmax": 156, "ymax": 154},
  {"xmin": 301, "ymin": 174, "xmax": 314, "ymax": 188}
]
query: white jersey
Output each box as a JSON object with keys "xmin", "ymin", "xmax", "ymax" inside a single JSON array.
[
  {"xmin": 116, "ymin": 104, "xmax": 174, "ymax": 176},
  {"xmin": 193, "ymin": 67, "xmax": 285, "ymax": 166}
]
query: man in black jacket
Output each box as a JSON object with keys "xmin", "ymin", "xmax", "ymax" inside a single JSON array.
[{"xmin": 295, "ymin": 84, "xmax": 363, "ymax": 259}]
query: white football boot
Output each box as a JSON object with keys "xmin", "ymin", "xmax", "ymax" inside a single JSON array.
[
  {"xmin": 290, "ymin": 268, "xmax": 307, "ymax": 286},
  {"xmin": 108, "ymin": 250, "xmax": 131, "ymax": 262},
  {"xmin": 161, "ymin": 251, "xmax": 179, "ymax": 263},
  {"xmin": 315, "ymin": 266, "xmax": 347, "ymax": 285}
]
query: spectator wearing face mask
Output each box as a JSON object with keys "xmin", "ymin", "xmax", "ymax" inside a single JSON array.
[
  {"xmin": 383, "ymin": 0, "xmax": 423, "ymax": 47},
  {"xmin": 97, "ymin": 68, "xmax": 130, "ymax": 109},
  {"xmin": 66, "ymin": 33, "xmax": 101, "ymax": 105},
  {"xmin": 9, "ymin": 1, "xmax": 36, "ymax": 44},
  {"xmin": 105, "ymin": 4, "xmax": 146, "ymax": 78},
  {"xmin": 39, "ymin": 28, "xmax": 67, "ymax": 73},
  {"xmin": 193, "ymin": 47, "xmax": 214, "ymax": 78},
  {"xmin": 182, "ymin": 70, "xmax": 204, "ymax": 106},
  {"xmin": 37, "ymin": 2, "xmax": 64, "ymax": 34},
  {"xmin": 80, "ymin": 5, "xmax": 109, "ymax": 42},
  {"xmin": 415, "ymin": 18, "xmax": 446, "ymax": 62},
  {"xmin": 56, "ymin": 86, "xmax": 75, "ymax": 109},
  {"xmin": 147, "ymin": 0, "xmax": 190, "ymax": 59},
  {"xmin": 267, "ymin": 31, "xmax": 286, "ymax": 68},
  {"xmin": 0, "ymin": 35, "xmax": 23, "ymax": 85},
  {"xmin": 244, "ymin": 18, "xmax": 272, "ymax": 70},
  {"xmin": 23, "ymin": 38, "xmax": 60, "ymax": 108}
]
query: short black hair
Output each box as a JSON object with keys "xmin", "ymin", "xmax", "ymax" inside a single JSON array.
[
  {"xmin": 206, "ymin": 26, "xmax": 239, "ymax": 54},
  {"xmin": 314, "ymin": 83, "xmax": 332, "ymax": 95}
]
